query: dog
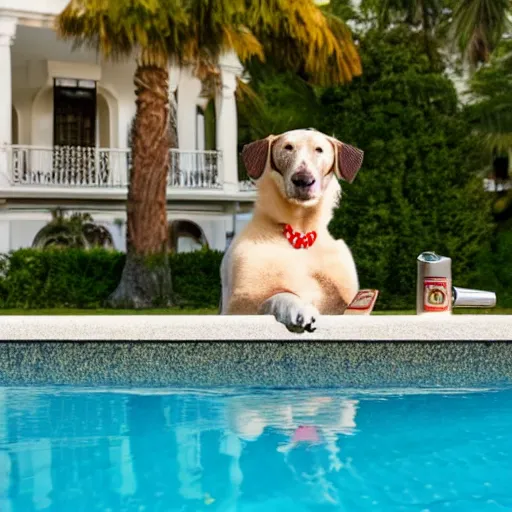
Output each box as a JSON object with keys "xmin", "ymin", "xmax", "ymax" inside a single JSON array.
[{"xmin": 219, "ymin": 128, "xmax": 364, "ymax": 333}]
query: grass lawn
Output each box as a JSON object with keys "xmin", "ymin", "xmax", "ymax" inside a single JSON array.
[
  {"xmin": 0, "ymin": 307, "xmax": 219, "ymax": 315},
  {"xmin": 0, "ymin": 308, "xmax": 511, "ymax": 315}
]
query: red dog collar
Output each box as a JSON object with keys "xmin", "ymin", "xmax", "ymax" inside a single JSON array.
[{"xmin": 283, "ymin": 224, "xmax": 317, "ymax": 249}]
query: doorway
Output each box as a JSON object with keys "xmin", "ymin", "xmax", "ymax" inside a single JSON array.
[{"xmin": 52, "ymin": 78, "xmax": 97, "ymax": 184}]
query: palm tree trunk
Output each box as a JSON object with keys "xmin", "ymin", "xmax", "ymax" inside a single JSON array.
[
  {"xmin": 107, "ymin": 63, "xmax": 173, "ymax": 308},
  {"xmin": 421, "ymin": 0, "xmax": 434, "ymax": 69}
]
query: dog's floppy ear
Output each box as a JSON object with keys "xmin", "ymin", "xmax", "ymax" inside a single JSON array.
[
  {"xmin": 241, "ymin": 135, "xmax": 275, "ymax": 180},
  {"xmin": 328, "ymin": 137, "xmax": 364, "ymax": 184}
]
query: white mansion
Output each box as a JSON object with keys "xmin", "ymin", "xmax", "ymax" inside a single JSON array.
[{"xmin": 0, "ymin": 0, "xmax": 257, "ymax": 254}]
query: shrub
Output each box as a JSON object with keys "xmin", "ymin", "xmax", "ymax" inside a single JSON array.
[
  {"xmin": 0, "ymin": 248, "xmax": 223, "ymax": 309},
  {"xmin": 472, "ymin": 229, "xmax": 512, "ymax": 309},
  {"xmin": 170, "ymin": 248, "xmax": 223, "ymax": 308},
  {"xmin": 318, "ymin": 27, "xmax": 494, "ymax": 310},
  {"xmin": 0, "ymin": 238, "xmax": 510, "ymax": 310}
]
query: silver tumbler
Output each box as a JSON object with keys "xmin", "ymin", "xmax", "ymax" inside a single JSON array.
[
  {"xmin": 416, "ymin": 251, "xmax": 453, "ymax": 314},
  {"xmin": 416, "ymin": 251, "xmax": 497, "ymax": 314}
]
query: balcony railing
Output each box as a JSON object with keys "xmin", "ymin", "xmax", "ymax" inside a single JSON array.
[
  {"xmin": 6, "ymin": 145, "xmax": 223, "ymax": 190},
  {"xmin": 484, "ymin": 178, "xmax": 512, "ymax": 192}
]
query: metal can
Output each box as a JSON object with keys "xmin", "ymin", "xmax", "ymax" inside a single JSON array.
[{"xmin": 416, "ymin": 251, "xmax": 452, "ymax": 314}]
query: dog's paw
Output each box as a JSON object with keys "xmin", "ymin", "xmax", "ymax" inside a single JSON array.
[{"xmin": 278, "ymin": 304, "xmax": 319, "ymax": 334}]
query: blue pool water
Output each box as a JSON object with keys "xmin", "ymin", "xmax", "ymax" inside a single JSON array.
[{"xmin": 0, "ymin": 386, "xmax": 511, "ymax": 512}]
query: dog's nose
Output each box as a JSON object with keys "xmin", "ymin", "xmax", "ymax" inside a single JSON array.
[{"xmin": 291, "ymin": 170, "xmax": 316, "ymax": 188}]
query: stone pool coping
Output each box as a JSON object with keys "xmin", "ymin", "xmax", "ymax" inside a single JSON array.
[
  {"xmin": 1, "ymin": 314, "xmax": 512, "ymax": 340},
  {"xmin": 1, "ymin": 315, "xmax": 511, "ymax": 388}
]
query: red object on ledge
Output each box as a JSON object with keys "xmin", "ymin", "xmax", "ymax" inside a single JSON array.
[{"xmin": 345, "ymin": 289, "xmax": 380, "ymax": 315}]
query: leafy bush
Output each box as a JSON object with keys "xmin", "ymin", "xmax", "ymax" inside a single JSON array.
[
  {"xmin": 0, "ymin": 248, "xmax": 223, "ymax": 309},
  {"xmin": 472, "ymin": 229, "xmax": 512, "ymax": 308},
  {"xmin": 170, "ymin": 248, "xmax": 223, "ymax": 308},
  {"xmin": 237, "ymin": 26, "xmax": 505, "ymax": 310},
  {"xmin": 0, "ymin": 236, "xmax": 510, "ymax": 310},
  {"xmin": 318, "ymin": 27, "xmax": 494, "ymax": 309}
]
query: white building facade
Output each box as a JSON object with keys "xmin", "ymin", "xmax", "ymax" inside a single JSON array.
[{"xmin": 0, "ymin": 0, "xmax": 257, "ymax": 255}]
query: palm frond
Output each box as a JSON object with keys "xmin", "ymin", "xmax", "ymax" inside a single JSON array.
[
  {"xmin": 451, "ymin": 0, "xmax": 510, "ymax": 68},
  {"xmin": 466, "ymin": 36, "xmax": 512, "ymax": 151},
  {"xmin": 222, "ymin": 26, "xmax": 264, "ymax": 63},
  {"xmin": 235, "ymin": 78, "xmax": 272, "ymax": 138},
  {"xmin": 466, "ymin": 93, "xmax": 512, "ymax": 151},
  {"xmin": 56, "ymin": 0, "xmax": 190, "ymax": 61},
  {"xmin": 57, "ymin": 0, "xmax": 362, "ymax": 85},
  {"xmin": 245, "ymin": 0, "xmax": 362, "ymax": 85}
]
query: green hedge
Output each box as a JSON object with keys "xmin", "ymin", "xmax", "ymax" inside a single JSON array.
[
  {"xmin": 0, "ymin": 248, "xmax": 223, "ymax": 309},
  {"xmin": 0, "ymin": 239, "xmax": 511, "ymax": 310},
  {"xmin": 471, "ymin": 229, "xmax": 512, "ymax": 309}
]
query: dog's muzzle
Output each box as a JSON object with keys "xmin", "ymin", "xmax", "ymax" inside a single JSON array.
[{"xmin": 291, "ymin": 170, "xmax": 316, "ymax": 189}]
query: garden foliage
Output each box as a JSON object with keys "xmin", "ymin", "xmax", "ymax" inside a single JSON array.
[
  {"xmin": 319, "ymin": 27, "xmax": 494, "ymax": 308},
  {"xmin": 0, "ymin": 248, "xmax": 223, "ymax": 309},
  {"xmin": 238, "ymin": 26, "xmax": 500, "ymax": 310}
]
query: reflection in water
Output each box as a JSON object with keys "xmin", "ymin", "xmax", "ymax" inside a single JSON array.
[
  {"xmin": 0, "ymin": 387, "xmax": 511, "ymax": 511},
  {"xmin": 0, "ymin": 389, "xmax": 358, "ymax": 512}
]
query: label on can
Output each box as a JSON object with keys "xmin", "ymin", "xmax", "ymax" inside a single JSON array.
[{"xmin": 423, "ymin": 277, "xmax": 451, "ymax": 312}]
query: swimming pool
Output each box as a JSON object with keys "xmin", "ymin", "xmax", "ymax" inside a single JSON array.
[{"xmin": 1, "ymin": 386, "xmax": 511, "ymax": 511}]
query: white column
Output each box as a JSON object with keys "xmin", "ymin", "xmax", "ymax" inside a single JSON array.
[
  {"xmin": 0, "ymin": 16, "xmax": 16, "ymax": 187},
  {"xmin": 216, "ymin": 52, "xmax": 243, "ymax": 193},
  {"xmin": 177, "ymin": 66, "xmax": 202, "ymax": 150},
  {"xmin": 176, "ymin": 66, "xmax": 203, "ymax": 186},
  {"xmin": 0, "ymin": 16, "xmax": 15, "ymax": 146}
]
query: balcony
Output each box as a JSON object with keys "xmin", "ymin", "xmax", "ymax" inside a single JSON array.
[
  {"xmin": 484, "ymin": 178, "xmax": 512, "ymax": 192},
  {"xmin": 0, "ymin": 145, "xmax": 256, "ymax": 201}
]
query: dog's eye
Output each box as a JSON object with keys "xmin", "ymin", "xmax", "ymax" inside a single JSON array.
[
  {"xmin": 284, "ymin": 144, "xmax": 294, "ymax": 151},
  {"xmin": 315, "ymin": 147, "xmax": 323, "ymax": 153}
]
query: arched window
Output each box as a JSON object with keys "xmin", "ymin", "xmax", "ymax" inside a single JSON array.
[{"xmin": 168, "ymin": 220, "xmax": 209, "ymax": 253}]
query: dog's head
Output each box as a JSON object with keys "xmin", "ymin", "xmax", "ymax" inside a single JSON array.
[{"xmin": 241, "ymin": 129, "xmax": 363, "ymax": 206}]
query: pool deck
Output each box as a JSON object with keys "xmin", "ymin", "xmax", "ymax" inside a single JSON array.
[
  {"xmin": 1, "ymin": 314, "xmax": 512, "ymax": 340},
  {"xmin": 0, "ymin": 315, "xmax": 511, "ymax": 388}
]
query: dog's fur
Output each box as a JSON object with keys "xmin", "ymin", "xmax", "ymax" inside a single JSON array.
[{"xmin": 220, "ymin": 129, "xmax": 364, "ymax": 333}]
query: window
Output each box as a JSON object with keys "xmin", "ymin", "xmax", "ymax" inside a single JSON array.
[
  {"xmin": 53, "ymin": 78, "xmax": 97, "ymax": 147},
  {"xmin": 168, "ymin": 220, "xmax": 208, "ymax": 253}
]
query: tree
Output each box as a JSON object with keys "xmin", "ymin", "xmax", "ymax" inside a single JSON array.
[
  {"xmin": 465, "ymin": 39, "xmax": 512, "ymax": 152},
  {"xmin": 464, "ymin": 39, "xmax": 512, "ymax": 223},
  {"xmin": 56, "ymin": 0, "xmax": 362, "ymax": 308},
  {"xmin": 374, "ymin": 0, "xmax": 444, "ymax": 67},
  {"xmin": 318, "ymin": 26, "xmax": 493, "ymax": 309},
  {"xmin": 367, "ymin": 0, "xmax": 510, "ymax": 68},
  {"xmin": 451, "ymin": 0, "xmax": 510, "ymax": 67}
]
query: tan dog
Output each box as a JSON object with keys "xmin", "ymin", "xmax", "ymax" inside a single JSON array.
[{"xmin": 220, "ymin": 128, "xmax": 364, "ymax": 333}]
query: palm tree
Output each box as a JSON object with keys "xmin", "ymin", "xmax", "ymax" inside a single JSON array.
[
  {"xmin": 370, "ymin": 0, "xmax": 510, "ymax": 68},
  {"xmin": 32, "ymin": 209, "xmax": 114, "ymax": 250},
  {"xmin": 56, "ymin": 0, "xmax": 362, "ymax": 308},
  {"xmin": 465, "ymin": 39, "xmax": 512, "ymax": 151},
  {"xmin": 451, "ymin": 0, "xmax": 510, "ymax": 67}
]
